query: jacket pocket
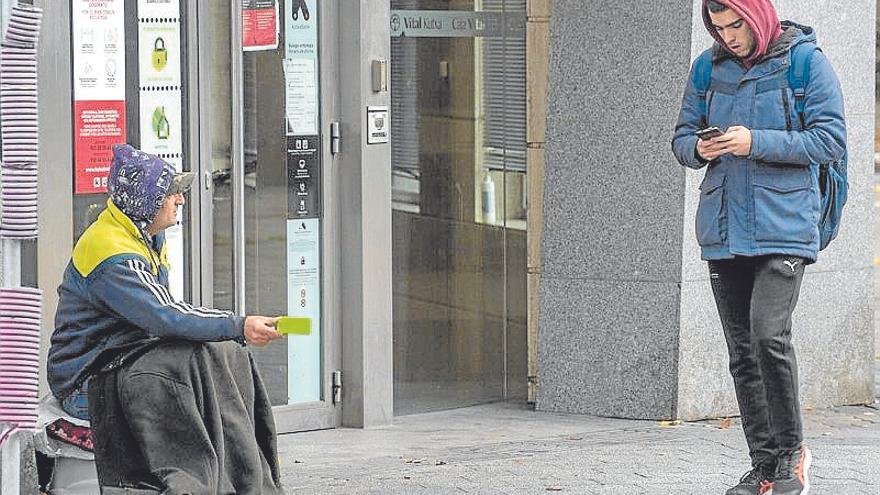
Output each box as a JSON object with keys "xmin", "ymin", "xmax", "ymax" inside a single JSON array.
[
  {"xmin": 753, "ymin": 167, "xmax": 817, "ymax": 243},
  {"xmin": 696, "ymin": 172, "xmax": 726, "ymax": 247}
]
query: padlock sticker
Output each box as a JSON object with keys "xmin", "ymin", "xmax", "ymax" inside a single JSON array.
[{"xmin": 152, "ymin": 37, "xmax": 168, "ymax": 72}]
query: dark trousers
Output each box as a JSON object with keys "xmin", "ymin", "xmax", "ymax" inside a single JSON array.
[{"xmin": 708, "ymin": 255, "xmax": 806, "ymax": 466}]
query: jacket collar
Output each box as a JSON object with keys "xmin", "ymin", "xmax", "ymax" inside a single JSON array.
[
  {"xmin": 72, "ymin": 200, "xmax": 166, "ymax": 278},
  {"xmin": 709, "ymin": 22, "xmax": 815, "ymax": 82},
  {"xmin": 711, "ymin": 21, "xmax": 815, "ymax": 65},
  {"xmin": 106, "ymin": 199, "xmax": 166, "ymax": 253},
  {"xmin": 106, "ymin": 199, "xmax": 144, "ymax": 242}
]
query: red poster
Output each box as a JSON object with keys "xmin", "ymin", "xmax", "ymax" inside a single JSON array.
[
  {"xmin": 243, "ymin": 0, "xmax": 278, "ymax": 50},
  {"xmin": 74, "ymin": 100, "xmax": 127, "ymax": 194}
]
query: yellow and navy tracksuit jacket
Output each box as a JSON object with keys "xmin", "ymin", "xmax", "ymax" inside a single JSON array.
[{"xmin": 47, "ymin": 199, "xmax": 244, "ymax": 402}]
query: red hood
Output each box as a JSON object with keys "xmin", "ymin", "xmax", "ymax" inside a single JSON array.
[{"xmin": 702, "ymin": 0, "xmax": 783, "ymax": 67}]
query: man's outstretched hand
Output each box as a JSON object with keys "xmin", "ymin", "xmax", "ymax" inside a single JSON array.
[{"xmin": 244, "ymin": 316, "xmax": 283, "ymax": 346}]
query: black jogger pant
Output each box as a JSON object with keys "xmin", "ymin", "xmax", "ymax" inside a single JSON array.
[{"xmin": 708, "ymin": 255, "xmax": 806, "ymax": 466}]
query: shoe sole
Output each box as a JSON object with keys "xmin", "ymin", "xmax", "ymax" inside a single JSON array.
[{"xmin": 801, "ymin": 446, "xmax": 812, "ymax": 495}]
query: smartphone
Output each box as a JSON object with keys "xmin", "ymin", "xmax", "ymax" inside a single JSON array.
[
  {"xmin": 276, "ymin": 316, "xmax": 311, "ymax": 335},
  {"xmin": 696, "ymin": 126, "xmax": 723, "ymax": 140}
]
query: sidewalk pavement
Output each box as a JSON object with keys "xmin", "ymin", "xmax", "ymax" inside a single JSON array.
[{"xmin": 277, "ymin": 361, "xmax": 880, "ymax": 494}]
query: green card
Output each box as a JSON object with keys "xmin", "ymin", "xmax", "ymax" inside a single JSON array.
[{"xmin": 277, "ymin": 316, "xmax": 311, "ymax": 335}]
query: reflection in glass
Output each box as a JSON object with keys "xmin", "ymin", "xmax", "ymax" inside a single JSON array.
[
  {"xmin": 206, "ymin": 2, "xmax": 290, "ymax": 406},
  {"xmin": 391, "ymin": 0, "xmax": 528, "ymax": 415},
  {"xmin": 241, "ymin": 45, "xmax": 290, "ymax": 407},
  {"xmin": 208, "ymin": 2, "xmax": 235, "ymax": 312}
]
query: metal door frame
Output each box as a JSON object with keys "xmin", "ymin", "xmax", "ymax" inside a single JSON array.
[{"xmin": 187, "ymin": 0, "xmax": 342, "ymax": 433}]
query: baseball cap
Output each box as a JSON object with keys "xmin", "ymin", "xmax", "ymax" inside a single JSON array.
[{"xmin": 168, "ymin": 171, "xmax": 195, "ymax": 195}]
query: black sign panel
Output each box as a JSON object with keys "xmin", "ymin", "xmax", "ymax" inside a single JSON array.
[{"xmin": 286, "ymin": 135, "xmax": 321, "ymax": 219}]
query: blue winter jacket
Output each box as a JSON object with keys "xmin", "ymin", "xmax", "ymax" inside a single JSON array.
[
  {"xmin": 672, "ymin": 23, "xmax": 846, "ymax": 262},
  {"xmin": 47, "ymin": 199, "xmax": 245, "ymax": 402}
]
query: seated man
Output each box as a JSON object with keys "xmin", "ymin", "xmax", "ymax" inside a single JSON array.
[{"xmin": 47, "ymin": 144, "xmax": 285, "ymax": 494}]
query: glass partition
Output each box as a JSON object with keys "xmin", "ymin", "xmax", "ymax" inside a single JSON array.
[
  {"xmin": 237, "ymin": 0, "xmax": 324, "ymax": 407},
  {"xmin": 207, "ymin": 1, "xmax": 235, "ymax": 312},
  {"xmin": 391, "ymin": 0, "xmax": 528, "ymax": 415},
  {"xmin": 241, "ymin": 47, "xmax": 291, "ymax": 405}
]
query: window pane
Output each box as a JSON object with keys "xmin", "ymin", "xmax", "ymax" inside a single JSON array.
[{"xmin": 391, "ymin": 0, "xmax": 527, "ymax": 414}]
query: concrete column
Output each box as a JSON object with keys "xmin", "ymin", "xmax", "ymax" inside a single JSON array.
[
  {"xmin": 338, "ymin": 0, "xmax": 394, "ymax": 428},
  {"xmin": 537, "ymin": 0, "xmax": 694, "ymax": 419},
  {"xmin": 34, "ymin": 0, "xmax": 74, "ymax": 397},
  {"xmin": 538, "ymin": 0, "xmax": 875, "ymax": 420}
]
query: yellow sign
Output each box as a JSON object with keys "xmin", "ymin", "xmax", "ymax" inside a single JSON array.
[{"xmin": 152, "ymin": 37, "xmax": 167, "ymax": 71}]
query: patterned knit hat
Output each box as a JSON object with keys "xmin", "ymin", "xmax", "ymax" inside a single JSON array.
[{"xmin": 107, "ymin": 144, "xmax": 175, "ymax": 223}]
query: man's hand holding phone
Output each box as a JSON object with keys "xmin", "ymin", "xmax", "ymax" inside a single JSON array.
[{"xmin": 696, "ymin": 126, "xmax": 752, "ymax": 161}]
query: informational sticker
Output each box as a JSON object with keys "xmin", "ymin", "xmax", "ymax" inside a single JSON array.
[
  {"xmin": 72, "ymin": 0, "xmax": 126, "ymax": 194},
  {"xmin": 283, "ymin": 0, "xmax": 321, "ymax": 215},
  {"xmin": 138, "ymin": 0, "xmax": 179, "ymax": 18},
  {"xmin": 285, "ymin": 1, "xmax": 322, "ymax": 404},
  {"xmin": 164, "ymin": 221, "xmax": 184, "ymax": 300},
  {"xmin": 138, "ymin": 90, "xmax": 182, "ymax": 159},
  {"xmin": 74, "ymin": 101, "xmax": 126, "ymax": 193},
  {"xmin": 243, "ymin": 0, "xmax": 279, "ymax": 51},
  {"xmin": 284, "ymin": 0, "xmax": 318, "ymax": 135},
  {"xmin": 285, "ymin": 0, "xmax": 316, "ymax": 58},
  {"xmin": 287, "ymin": 218, "xmax": 321, "ymax": 403},
  {"xmin": 138, "ymin": 23, "xmax": 181, "ymax": 87},
  {"xmin": 137, "ymin": 0, "xmax": 185, "ymax": 299},
  {"xmin": 283, "ymin": 59, "xmax": 317, "ymax": 135},
  {"xmin": 286, "ymin": 135, "xmax": 321, "ymax": 219},
  {"xmin": 137, "ymin": 4, "xmax": 183, "ymax": 165},
  {"xmin": 367, "ymin": 106, "xmax": 389, "ymax": 144},
  {"xmin": 390, "ymin": 10, "xmax": 527, "ymax": 38}
]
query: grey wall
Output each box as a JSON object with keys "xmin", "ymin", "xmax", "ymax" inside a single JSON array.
[
  {"xmin": 539, "ymin": 0, "xmax": 876, "ymax": 420},
  {"xmin": 34, "ymin": 0, "xmax": 74, "ymax": 397},
  {"xmin": 537, "ymin": 0, "xmax": 694, "ymax": 419}
]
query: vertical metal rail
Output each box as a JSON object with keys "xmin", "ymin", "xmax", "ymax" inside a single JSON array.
[
  {"xmin": 500, "ymin": 0, "xmax": 510, "ymax": 401},
  {"xmin": 183, "ymin": 0, "xmax": 202, "ymax": 304},
  {"xmin": 0, "ymin": 0, "xmax": 27, "ymax": 289},
  {"xmin": 230, "ymin": 0, "xmax": 246, "ymax": 314}
]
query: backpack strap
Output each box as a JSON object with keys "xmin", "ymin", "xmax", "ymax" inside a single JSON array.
[
  {"xmin": 788, "ymin": 42, "xmax": 819, "ymax": 125},
  {"xmin": 692, "ymin": 50, "xmax": 714, "ymax": 117}
]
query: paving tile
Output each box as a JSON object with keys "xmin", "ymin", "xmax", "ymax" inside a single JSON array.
[{"xmin": 279, "ymin": 362, "xmax": 880, "ymax": 493}]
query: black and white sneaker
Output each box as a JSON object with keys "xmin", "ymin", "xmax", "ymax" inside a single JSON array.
[
  {"xmin": 726, "ymin": 462, "xmax": 776, "ymax": 495},
  {"xmin": 772, "ymin": 445, "xmax": 811, "ymax": 495}
]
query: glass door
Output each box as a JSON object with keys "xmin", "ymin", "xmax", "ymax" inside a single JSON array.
[
  {"xmin": 196, "ymin": 0, "xmax": 339, "ymax": 433},
  {"xmin": 390, "ymin": 0, "xmax": 528, "ymax": 415}
]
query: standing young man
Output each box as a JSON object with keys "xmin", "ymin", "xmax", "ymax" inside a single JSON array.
[{"xmin": 671, "ymin": 1, "xmax": 846, "ymax": 494}]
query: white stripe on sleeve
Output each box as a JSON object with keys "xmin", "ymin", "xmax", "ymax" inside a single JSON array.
[{"xmin": 126, "ymin": 259, "xmax": 232, "ymax": 319}]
